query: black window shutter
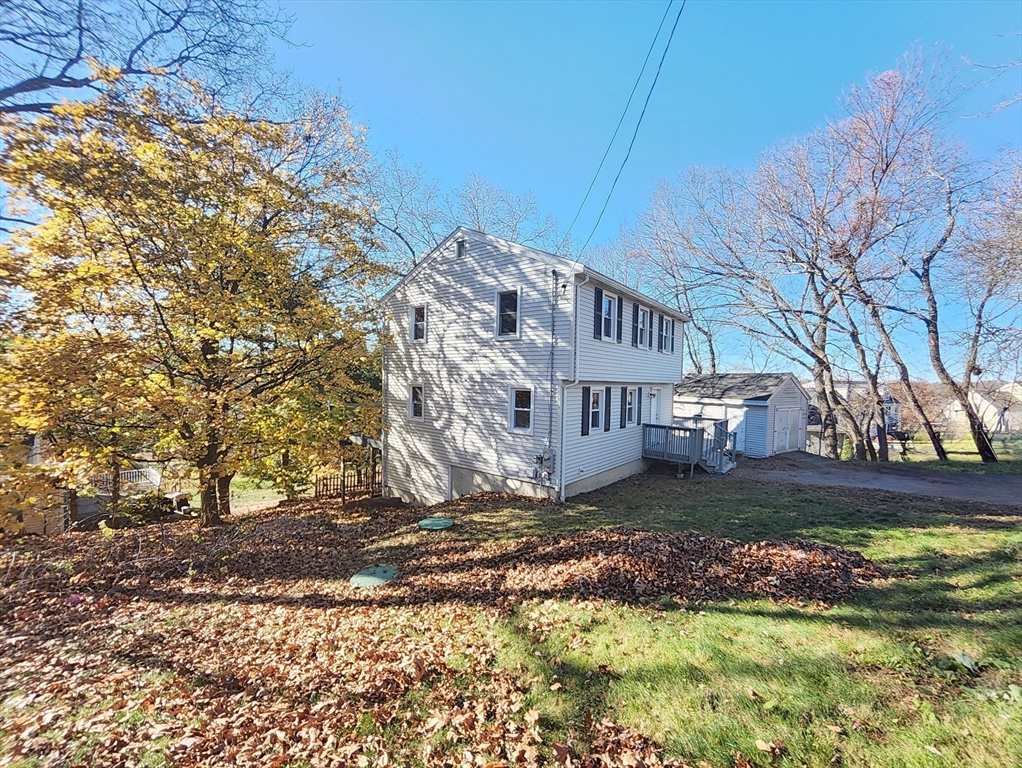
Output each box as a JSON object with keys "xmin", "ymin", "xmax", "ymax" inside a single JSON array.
[
  {"xmin": 631, "ymin": 303, "xmax": 639, "ymax": 346},
  {"xmin": 671, "ymin": 319, "xmax": 676, "ymax": 353},
  {"xmin": 620, "ymin": 387, "xmax": 627, "ymax": 428},
  {"xmin": 657, "ymin": 315, "xmax": 664, "ymax": 352},
  {"xmin": 637, "ymin": 387, "xmax": 643, "ymax": 424},
  {"xmin": 581, "ymin": 386, "xmax": 591, "ymax": 436},
  {"xmin": 593, "ymin": 288, "xmax": 603, "ymax": 339},
  {"xmin": 616, "ymin": 298, "xmax": 623, "ymax": 343},
  {"xmin": 604, "ymin": 386, "xmax": 612, "ymax": 432}
]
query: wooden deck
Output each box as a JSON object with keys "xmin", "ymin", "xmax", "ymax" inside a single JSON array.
[
  {"xmin": 642, "ymin": 423, "xmax": 700, "ymax": 463},
  {"xmin": 642, "ymin": 420, "xmax": 736, "ymax": 474}
]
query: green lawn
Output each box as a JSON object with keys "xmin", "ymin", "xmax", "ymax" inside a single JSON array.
[
  {"xmin": 888, "ymin": 434, "xmax": 1022, "ymax": 475},
  {"xmin": 2, "ymin": 475, "xmax": 1019, "ymax": 767},
  {"xmin": 430, "ymin": 477, "xmax": 1022, "ymax": 767}
]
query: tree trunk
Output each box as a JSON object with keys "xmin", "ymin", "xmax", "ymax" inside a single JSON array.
[
  {"xmin": 110, "ymin": 464, "xmax": 120, "ymax": 519},
  {"xmin": 863, "ymin": 417, "xmax": 877, "ymax": 462},
  {"xmin": 913, "ymin": 178, "xmax": 997, "ymax": 463},
  {"xmin": 820, "ymin": 365, "xmax": 867, "ymax": 461},
  {"xmin": 946, "ymin": 386, "xmax": 998, "ymax": 462},
  {"xmin": 812, "ymin": 368, "xmax": 840, "ymax": 459},
  {"xmin": 845, "ymin": 269, "xmax": 948, "ymax": 461},
  {"xmin": 67, "ymin": 487, "xmax": 78, "ymax": 525},
  {"xmin": 197, "ymin": 467, "xmax": 221, "ymax": 527},
  {"xmin": 217, "ymin": 472, "xmax": 234, "ymax": 518},
  {"xmin": 874, "ymin": 402, "xmax": 890, "ymax": 462},
  {"xmin": 918, "ymin": 268, "xmax": 998, "ymax": 463}
]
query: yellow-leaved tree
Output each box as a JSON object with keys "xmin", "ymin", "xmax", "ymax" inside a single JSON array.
[{"xmin": 1, "ymin": 82, "xmax": 383, "ymax": 526}]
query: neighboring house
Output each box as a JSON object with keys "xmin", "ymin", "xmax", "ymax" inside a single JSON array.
[
  {"xmin": 945, "ymin": 384, "xmax": 1022, "ymax": 439},
  {"xmin": 673, "ymin": 373, "xmax": 809, "ymax": 458},
  {"xmin": 14, "ymin": 434, "xmax": 165, "ymax": 535},
  {"xmin": 380, "ymin": 228, "xmax": 687, "ymax": 505}
]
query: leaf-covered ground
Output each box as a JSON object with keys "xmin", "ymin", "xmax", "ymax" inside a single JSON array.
[{"xmin": 2, "ymin": 476, "xmax": 1020, "ymax": 767}]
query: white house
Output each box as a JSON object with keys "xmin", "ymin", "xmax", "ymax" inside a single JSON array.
[
  {"xmin": 673, "ymin": 373, "xmax": 809, "ymax": 458},
  {"xmin": 380, "ymin": 228, "xmax": 688, "ymax": 505},
  {"xmin": 945, "ymin": 384, "xmax": 1021, "ymax": 439}
]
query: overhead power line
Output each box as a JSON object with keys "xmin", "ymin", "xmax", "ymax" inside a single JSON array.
[
  {"xmin": 557, "ymin": 1, "xmax": 676, "ymax": 252},
  {"xmin": 575, "ymin": 0, "xmax": 687, "ymax": 259}
]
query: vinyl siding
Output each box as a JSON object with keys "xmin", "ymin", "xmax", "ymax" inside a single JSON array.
[
  {"xmin": 562, "ymin": 381, "xmax": 673, "ymax": 487},
  {"xmin": 576, "ymin": 281, "xmax": 683, "ymax": 384},
  {"xmin": 744, "ymin": 406, "xmax": 769, "ymax": 458},
  {"xmin": 673, "ymin": 397, "xmax": 749, "ymax": 454},
  {"xmin": 381, "ymin": 234, "xmax": 571, "ymax": 503},
  {"xmin": 767, "ymin": 378, "xmax": 809, "ymax": 455}
]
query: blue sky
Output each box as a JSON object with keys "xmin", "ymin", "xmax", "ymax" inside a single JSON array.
[{"xmin": 274, "ymin": 0, "xmax": 1021, "ymax": 248}]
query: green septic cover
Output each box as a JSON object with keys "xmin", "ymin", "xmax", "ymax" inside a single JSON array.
[
  {"xmin": 350, "ymin": 565, "xmax": 398, "ymax": 588},
  {"xmin": 418, "ymin": 517, "xmax": 454, "ymax": 530}
]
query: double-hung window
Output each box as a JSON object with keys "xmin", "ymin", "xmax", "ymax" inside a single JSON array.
[
  {"xmin": 509, "ymin": 388, "xmax": 532, "ymax": 432},
  {"xmin": 411, "ymin": 305, "xmax": 426, "ymax": 342},
  {"xmin": 638, "ymin": 308, "xmax": 648, "ymax": 348},
  {"xmin": 626, "ymin": 389, "xmax": 635, "ymax": 424},
  {"xmin": 496, "ymin": 289, "xmax": 520, "ymax": 338},
  {"xmin": 602, "ymin": 293, "xmax": 615, "ymax": 340},
  {"xmin": 408, "ymin": 384, "xmax": 424, "ymax": 419},
  {"xmin": 590, "ymin": 389, "xmax": 602, "ymax": 430}
]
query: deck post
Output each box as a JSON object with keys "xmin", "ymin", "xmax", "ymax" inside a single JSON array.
[{"xmin": 692, "ymin": 427, "xmax": 703, "ymax": 476}]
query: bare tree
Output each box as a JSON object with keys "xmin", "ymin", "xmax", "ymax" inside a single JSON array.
[
  {"xmin": 0, "ymin": 0, "xmax": 289, "ymax": 114},
  {"xmin": 631, "ymin": 163, "xmax": 869, "ymax": 459},
  {"xmin": 366, "ymin": 152, "xmax": 562, "ymax": 271},
  {"xmin": 828, "ymin": 53, "xmax": 1009, "ymax": 461}
]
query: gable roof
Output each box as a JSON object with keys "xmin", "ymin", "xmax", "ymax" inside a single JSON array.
[
  {"xmin": 380, "ymin": 227, "xmax": 689, "ymax": 321},
  {"xmin": 675, "ymin": 373, "xmax": 805, "ymax": 402}
]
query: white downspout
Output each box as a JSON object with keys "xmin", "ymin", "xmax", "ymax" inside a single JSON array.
[
  {"xmin": 560, "ymin": 274, "xmax": 588, "ymax": 502},
  {"xmin": 558, "ymin": 384, "xmax": 567, "ymax": 502}
]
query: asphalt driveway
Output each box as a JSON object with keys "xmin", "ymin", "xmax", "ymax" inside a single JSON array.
[{"xmin": 733, "ymin": 451, "xmax": 1022, "ymax": 506}]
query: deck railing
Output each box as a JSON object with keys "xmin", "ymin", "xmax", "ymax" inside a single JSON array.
[
  {"xmin": 314, "ymin": 464, "xmax": 382, "ymax": 502},
  {"xmin": 94, "ymin": 467, "xmax": 162, "ymax": 492},
  {"xmin": 642, "ymin": 423, "xmax": 702, "ymax": 465},
  {"xmin": 643, "ymin": 419, "xmax": 736, "ymax": 474}
]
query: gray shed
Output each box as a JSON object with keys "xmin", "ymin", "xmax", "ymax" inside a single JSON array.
[{"xmin": 673, "ymin": 373, "xmax": 809, "ymax": 458}]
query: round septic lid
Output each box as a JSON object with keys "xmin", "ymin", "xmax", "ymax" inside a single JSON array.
[
  {"xmin": 418, "ymin": 517, "xmax": 454, "ymax": 530},
  {"xmin": 350, "ymin": 565, "xmax": 398, "ymax": 587}
]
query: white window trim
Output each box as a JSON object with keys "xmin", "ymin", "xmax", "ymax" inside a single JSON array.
[
  {"xmin": 408, "ymin": 383, "xmax": 424, "ymax": 420},
  {"xmin": 410, "ymin": 304, "xmax": 427, "ymax": 343},
  {"xmin": 590, "ymin": 389, "xmax": 602, "ymax": 430},
  {"xmin": 507, "ymin": 385, "xmax": 535, "ymax": 435},
  {"xmin": 626, "ymin": 388, "xmax": 636, "ymax": 424},
  {"xmin": 638, "ymin": 308, "xmax": 654, "ymax": 350},
  {"xmin": 600, "ymin": 293, "xmax": 617, "ymax": 342},
  {"xmin": 494, "ymin": 287, "xmax": 523, "ymax": 341}
]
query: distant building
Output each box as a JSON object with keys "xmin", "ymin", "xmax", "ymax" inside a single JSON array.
[{"xmin": 944, "ymin": 383, "xmax": 1022, "ymax": 439}]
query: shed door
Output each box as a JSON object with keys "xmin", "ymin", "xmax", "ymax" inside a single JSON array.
[{"xmin": 774, "ymin": 408, "xmax": 800, "ymax": 453}]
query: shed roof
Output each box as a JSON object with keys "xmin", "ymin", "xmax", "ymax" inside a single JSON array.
[{"xmin": 675, "ymin": 373, "xmax": 798, "ymax": 402}]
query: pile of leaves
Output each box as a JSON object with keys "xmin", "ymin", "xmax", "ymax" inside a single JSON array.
[
  {"xmin": 0, "ymin": 496, "xmax": 882, "ymax": 766},
  {"xmin": 392, "ymin": 528, "xmax": 884, "ymax": 609}
]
